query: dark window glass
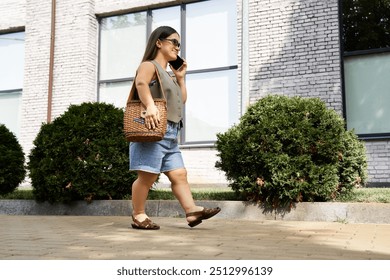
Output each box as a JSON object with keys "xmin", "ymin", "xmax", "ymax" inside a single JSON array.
[{"xmin": 342, "ymin": 0, "xmax": 390, "ymax": 52}]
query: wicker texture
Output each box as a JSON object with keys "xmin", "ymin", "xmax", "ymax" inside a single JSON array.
[{"xmin": 124, "ymin": 65, "xmax": 167, "ymax": 142}]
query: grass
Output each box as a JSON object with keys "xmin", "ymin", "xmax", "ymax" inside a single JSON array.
[
  {"xmin": 148, "ymin": 188, "xmax": 241, "ymax": 201},
  {"xmin": 0, "ymin": 189, "xmax": 35, "ymax": 200},
  {"xmin": 335, "ymin": 188, "xmax": 390, "ymax": 203},
  {"xmin": 1, "ymin": 187, "xmax": 390, "ymax": 203}
]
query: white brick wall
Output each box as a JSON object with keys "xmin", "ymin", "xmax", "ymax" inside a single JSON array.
[
  {"xmin": 1, "ymin": 0, "xmax": 390, "ymax": 186},
  {"xmin": 20, "ymin": 0, "xmax": 52, "ymax": 156},
  {"xmin": 158, "ymin": 148, "xmax": 229, "ymax": 187},
  {"xmin": 365, "ymin": 141, "xmax": 390, "ymax": 184},
  {"xmin": 18, "ymin": 0, "xmax": 98, "ymax": 158},
  {"xmin": 248, "ymin": 0, "xmax": 342, "ymax": 113},
  {"xmin": 50, "ymin": 0, "xmax": 97, "ymax": 117},
  {"xmin": 95, "ymin": 0, "xmax": 175, "ymax": 14},
  {"xmin": 0, "ymin": 0, "xmax": 26, "ymax": 30}
]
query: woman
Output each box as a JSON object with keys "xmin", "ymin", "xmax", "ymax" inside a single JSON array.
[{"xmin": 129, "ymin": 26, "xmax": 221, "ymax": 230}]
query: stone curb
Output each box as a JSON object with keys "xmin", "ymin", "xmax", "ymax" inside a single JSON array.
[{"xmin": 1, "ymin": 199, "xmax": 390, "ymax": 224}]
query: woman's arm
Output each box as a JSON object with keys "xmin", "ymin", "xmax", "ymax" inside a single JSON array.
[{"xmin": 135, "ymin": 61, "xmax": 160, "ymax": 130}]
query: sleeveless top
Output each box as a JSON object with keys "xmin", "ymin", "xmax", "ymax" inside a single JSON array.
[{"xmin": 149, "ymin": 60, "xmax": 183, "ymax": 123}]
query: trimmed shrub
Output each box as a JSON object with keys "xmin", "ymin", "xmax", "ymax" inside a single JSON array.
[
  {"xmin": 215, "ymin": 95, "xmax": 367, "ymax": 208},
  {"xmin": 28, "ymin": 102, "xmax": 136, "ymax": 203},
  {"xmin": 0, "ymin": 124, "xmax": 26, "ymax": 195}
]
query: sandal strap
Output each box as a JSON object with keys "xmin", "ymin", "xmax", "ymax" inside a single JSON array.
[
  {"xmin": 186, "ymin": 207, "xmax": 221, "ymax": 218},
  {"xmin": 186, "ymin": 210, "xmax": 203, "ymax": 218},
  {"xmin": 132, "ymin": 216, "xmax": 160, "ymax": 229}
]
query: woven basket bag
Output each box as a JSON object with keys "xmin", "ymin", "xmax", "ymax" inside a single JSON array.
[{"xmin": 123, "ymin": 66, "xmax": 167, "ymax": 142}]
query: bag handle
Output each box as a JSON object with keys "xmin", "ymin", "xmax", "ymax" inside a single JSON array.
[{"xmin": 126, "ymin": 63, "xmax": 166, "ymax": 105}]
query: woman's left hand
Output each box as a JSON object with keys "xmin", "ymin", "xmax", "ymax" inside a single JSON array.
[{"xmin": 170, "ymin": 59, "xmax": 187, "ymax": 81}]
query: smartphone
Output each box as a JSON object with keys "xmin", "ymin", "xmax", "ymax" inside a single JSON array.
[{"xmin": 169, "ymin": 55, "xmax": 184, "ymax": 70}]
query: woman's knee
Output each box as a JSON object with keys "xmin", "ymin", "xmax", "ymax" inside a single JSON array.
[
  {"xmin": 165, "ymin": 168, "xmax": 188, "ymax": 183},
  {"xmin": 135, "ymin": 171, "xmax": 159, "ymax": 186}
]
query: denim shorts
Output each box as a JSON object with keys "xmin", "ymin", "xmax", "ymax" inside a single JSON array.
[{"xmin": 129, "ymin": 121, "xmax": 184, "ymax": 174}]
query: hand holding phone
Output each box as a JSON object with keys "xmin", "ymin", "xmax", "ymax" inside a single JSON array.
[{"xmin": 169, "ymin": 55, "xmax": 184, "ymax": 70}]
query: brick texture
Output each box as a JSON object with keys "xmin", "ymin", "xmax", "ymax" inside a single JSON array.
[
  {"xmin": 248, "ymin": 0, "xmax": 342, "ymax": 113},
  {"xmin": 19, "ymin": 0, "xmax": 98, "ymax": 157},
  {"xmin": 0, "ymin": 0, "xmax": 26, "ymax": 30},
  {"xmin": 365, "ymin": 141, "xmax": 390, "ymax": 184}
]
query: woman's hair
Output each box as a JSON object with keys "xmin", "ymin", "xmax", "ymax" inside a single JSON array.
[{"xmin": 141, "ymin": 26, "xmax": 179, "ymax": 62}]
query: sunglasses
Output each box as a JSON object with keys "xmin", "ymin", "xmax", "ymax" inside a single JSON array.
[{"xmin": 161, "ymin": 38, "xmax": 181, "ymax": 48}]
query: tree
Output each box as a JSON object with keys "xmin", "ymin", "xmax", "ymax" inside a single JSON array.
[{"xmin": 0, "ymin": 124, "xmax": 26, "ymax": 195}]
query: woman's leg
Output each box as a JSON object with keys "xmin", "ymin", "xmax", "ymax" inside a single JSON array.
[
  {"xmin": 131, "ymin": 170, "xmax": 159, "ymax": 222},
  {"xmin": 164, "ymin": 168, "xmax": 203, "ymax": 222}
]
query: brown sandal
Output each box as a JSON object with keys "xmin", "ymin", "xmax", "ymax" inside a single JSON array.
[
  {"xmin": 186, "ymin": 207, "xmax": 221, "ymax": 228},
  {"xmin": 131, "ymin": 215, "xmax": 160, "ymax": 230}
]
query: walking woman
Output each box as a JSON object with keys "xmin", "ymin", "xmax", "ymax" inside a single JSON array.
[{"xmin": 129, "ymin": 26, "xmax": 221, "ymax": 230}]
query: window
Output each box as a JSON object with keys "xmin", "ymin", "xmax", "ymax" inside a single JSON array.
[
  {"xmin": 184, "ymin": 0, "xmax": 238, "ymax": 143},
  {"xmin": 342, "ymin": 0, "xmax": 390, "ymax": 137},
  {"xmin": 98, "ymin": 0, "xmax": 238, "ymax": 144},
  {"xmin": 99, "ymin": 12, "xmax": 147, "ymax": 108},
  {"xmin": 0, "ymin": 32, "xmax": 25, "ymax": 138}
]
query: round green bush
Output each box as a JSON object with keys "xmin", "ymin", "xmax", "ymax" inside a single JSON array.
[
  {"xmin": 28, "ymin": 102, "xmax": 136, "ymax": 203},
  {"xmin": 0, "ymin": 124, "xmax": 26, "ymax": 195},
  {"xmin": 215, "ymin": 95, "xmax": 367, "ymax": 208}
]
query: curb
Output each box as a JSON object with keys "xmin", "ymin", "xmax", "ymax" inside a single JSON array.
[{"xmin": 1, "ymin": 199, "xmax": 390, "ymax": 224}]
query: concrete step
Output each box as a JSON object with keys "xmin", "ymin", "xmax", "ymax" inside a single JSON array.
[{"xmin": 1, "ymin": 199, "xmax": 390, "ymax": 224}]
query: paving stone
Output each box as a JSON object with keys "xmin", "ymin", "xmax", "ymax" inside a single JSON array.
[{"xmin": 1, "ymin": 215, "xmax": 390, "ymax": 260}]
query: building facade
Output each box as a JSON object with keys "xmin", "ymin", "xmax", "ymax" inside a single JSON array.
[{"xmin": 1, "ymin": 0, "xmax": 389, "ymax": 187}]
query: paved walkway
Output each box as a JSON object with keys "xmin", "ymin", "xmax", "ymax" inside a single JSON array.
[{"xmin": 1, "ymin": 215, "xmax": 390, "ymax": 260}]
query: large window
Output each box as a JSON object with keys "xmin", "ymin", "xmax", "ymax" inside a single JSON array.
[
  {"xmin": 342, "ymin": 0, "xmax": 390, "ymax": 137},
  {"xmin": 0, "ymin": 32, "xmax": 25, "ymax": 138},
  {"xmin": 98, "ymin": 0, "xmax": 238, "ymax": 144}
]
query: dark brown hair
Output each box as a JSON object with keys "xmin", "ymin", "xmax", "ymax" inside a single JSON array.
[{"xmin": 141, "ymin": 26, "xmax": 179, "ymax": 62}]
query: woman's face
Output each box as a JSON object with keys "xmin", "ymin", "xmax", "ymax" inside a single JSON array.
[{"xmin": 158, "ymin": 33, "xmax": 181, "ymax": 61}]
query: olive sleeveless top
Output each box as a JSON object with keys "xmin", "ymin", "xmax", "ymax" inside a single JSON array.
[{"xmin": 149, "ymin": 60, "xmax": 183, "ymax": 123}]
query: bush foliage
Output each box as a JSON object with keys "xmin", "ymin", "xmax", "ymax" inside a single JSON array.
[
  {"xmin": 215, "ymin": 95, "xmax": 367, "ymax": 208},
  {"xmin": 28, "ymin": 102, "xmax": 136, "ymax": 203},
  {"xmin": 0, "ymin": 124, "xmax": 26, "ymax": 195}
]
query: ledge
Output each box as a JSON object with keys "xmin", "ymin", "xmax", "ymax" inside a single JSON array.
[{"xmin": 1, "ymin": 199, "xmax": 390, "ymax": 224}]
